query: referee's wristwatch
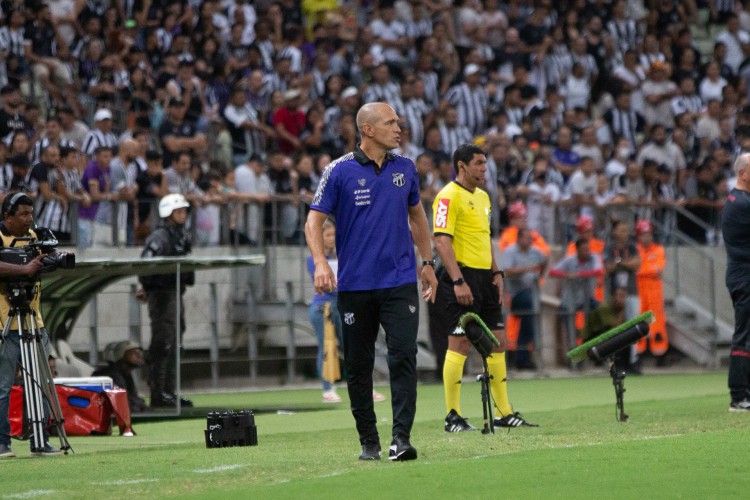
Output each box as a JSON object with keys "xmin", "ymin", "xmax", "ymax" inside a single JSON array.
[
  {"xmin": 422, "ymin": 260, "xmax": 436, "ymax": 268},
  {"xmin": 453, "ymin": 277, "xmax": 465, "ymax": 286}
]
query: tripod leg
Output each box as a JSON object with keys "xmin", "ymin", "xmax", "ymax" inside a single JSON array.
[
  {"xmin": 30, "ymin": 315, "xmax": 71, "ymax": 453},
  {"xmin": 609, "ymin": 360, "xmax": 629, "ymax": 422},
  {"xmin": 480, "ymin": 357, "xmax": 494, "ymax": 435},
  {"xmin": 19, "ymin": 314, "xmax": 46, "ymax": 452}
]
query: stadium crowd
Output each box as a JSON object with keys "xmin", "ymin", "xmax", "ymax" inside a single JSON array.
[
  {"xmin": 0, "ymin": 0, "xmax": 744, "ymax": 249},
  {"xmin": 0, "ymin": 0, "xmax": 744, "ymax": 369}
]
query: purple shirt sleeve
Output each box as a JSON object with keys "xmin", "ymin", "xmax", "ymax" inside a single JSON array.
[{"xmin": 310, "ymin": 163, "xmax": 339, "ymax": 215}]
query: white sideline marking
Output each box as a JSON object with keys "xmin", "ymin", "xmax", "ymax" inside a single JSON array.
[
  {"xmin": 318, "ymin": 471, "xmax": 345, "ymax": 479},
  {"xmin": 3, "ymin": 490, "xmax": 57, "ymax": 499},
  {"xmin": 193, "ymin": 464, "xmax": 246, "ymax": 474},
  {"xmin": 259, "ymin": 433, "xmax": 690, "ymax": 489},
  {"xmin": 92, "ymin": 479, "xmax": 159, "ymax": 486},
  {"xmin": 467, "ymin": 433, "xmax": 686, "ymax": 460}
]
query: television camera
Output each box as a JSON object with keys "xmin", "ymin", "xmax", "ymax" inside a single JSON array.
[
  {"xmin": 0, "ymin": 227, "xmax": 74, "ymax": 454},
  {"xmin": 0, "ymin": 228, "xmax": 75, "ymax": 305}
]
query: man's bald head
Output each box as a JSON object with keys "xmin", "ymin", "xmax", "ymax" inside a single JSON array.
[
  {"xmin": 734, "ymin": 153, "xmax": 750, "ymax": 191},
  {"xmin": 121, "ymin": 138, "xmax": 138, "ymax": 158},
  {"xmin": 355, "ymin": 102, "xmax": 401, "ymax": 154},
  {"xmin": 356, "ymin": 102, "xmax": 392, "ymax": 133},
  {"xmin": 734, "ymin": 153, "xmax": 750, "ymax": 177}
]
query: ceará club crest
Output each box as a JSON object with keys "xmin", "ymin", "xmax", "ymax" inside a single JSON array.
[{"xmin": 392, "ymin": 173, "xmax": 405, "ymax": 187}]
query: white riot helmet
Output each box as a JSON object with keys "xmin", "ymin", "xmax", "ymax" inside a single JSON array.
[{"xmin": 158, "ymin": 193, "xmax": 190, "ymax": 218}]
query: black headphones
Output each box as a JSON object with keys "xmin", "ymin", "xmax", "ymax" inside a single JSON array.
[{"xmin": 2, "ymin": 192, "xmax": 32, "ymax": 217}]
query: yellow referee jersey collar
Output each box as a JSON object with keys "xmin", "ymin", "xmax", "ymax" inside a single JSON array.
[{"xmin": 452, "ymin": 179, "xmax": 477, "ymax": 193}]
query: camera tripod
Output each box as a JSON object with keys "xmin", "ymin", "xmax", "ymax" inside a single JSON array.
[
  {"xmin": 477, "ymin": 356, "xmax": 495, "ymax": 434},
  {"xmin": 609, "ymin": 360, "xmax": 628, "ymax": 422},
  {"xmin": 0, "ymin": 296, "xmax": 72, "ymax": 454}
]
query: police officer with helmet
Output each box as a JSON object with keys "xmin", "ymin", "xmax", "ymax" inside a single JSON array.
[{"xmin": 135, "ymin": 193, "xmax": 194, "ymax": 408}]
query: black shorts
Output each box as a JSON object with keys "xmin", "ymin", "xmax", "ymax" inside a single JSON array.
[{"xmin": 435, "ymin": 265, "xmax": 504, "ymax": 336}]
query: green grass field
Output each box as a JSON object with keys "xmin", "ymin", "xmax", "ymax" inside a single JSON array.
[{"xmin": 2, "ymin": 371, "xmax": 749, "ymax": 499}]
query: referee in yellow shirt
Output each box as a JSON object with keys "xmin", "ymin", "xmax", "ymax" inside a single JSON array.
[{"xmin": 433, "ymin": 143, "xmax": 537, "ymax": 431}]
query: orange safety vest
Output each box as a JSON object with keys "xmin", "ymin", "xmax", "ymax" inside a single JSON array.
[
  {"xmin": 498, "ymin": 226, "xmax": 549, "ymax": 350},
  {"xmin": 499, "ymin": 226, "xmax": 551, "ymax": 256},
  {"xmin": 635, "ymin": 242, "xmax": 668, "ymax": 356}
]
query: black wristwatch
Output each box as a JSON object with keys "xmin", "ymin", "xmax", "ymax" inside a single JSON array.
[
  {"xmin": 453, "ymin": 277, "xmax": 465, "ymax": 286},
  {"xmin": 422, "ymin": 260, "xmax": 436, "ymax": 268},
  {"xmin": 492, "ymin": 269, "xmax": 505, "ymax": 279}
]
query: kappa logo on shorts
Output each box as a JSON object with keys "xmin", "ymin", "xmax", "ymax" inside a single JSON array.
[
  {"xmin": 409, "ymin": 305, "xmax": 416, "ymax": 313},
  {"xmin": 344, "ymin": 312, "xmax": 355, "ymax": 325},
  {"xmin": 435, "ymin": 198, "xmax": 450, "ymax": 228},
  {"xmin": 392, "ymin": 172, "xmax": 405, "ymax": 187}
]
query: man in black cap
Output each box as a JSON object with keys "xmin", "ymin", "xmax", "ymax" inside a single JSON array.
[
  {"xmin": 6, "ymin": 155, "xmax": 34, "ymax": 194},
  {"xmin": 166, "ymin": 60, "xmax": 205, "ymax": 125},
  {"xmin": 0, "ymin": 86, "xmax": 28, "ymax": 141},
  {"xmin": 58, "ymin": 106, "xmax": 89, "ymax": 147},
  {"xmin": 134, "ymin": 151, "xmax": 168, "ymax": 242},
  {"xmin": 158, "ymin": 98, "xmax": 207, "ymax": 168}
]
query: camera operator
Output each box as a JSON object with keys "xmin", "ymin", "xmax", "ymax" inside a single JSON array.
[
  {"xmin": 135, "ymin": 194, "xmax": 194, "ymax": 409},
  {"xmin": 0, "ymin": 192, "xmax": 66, "ymax": 458}
]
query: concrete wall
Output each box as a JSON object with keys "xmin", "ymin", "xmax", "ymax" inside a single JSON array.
[{"xmin": 62, "ymin": 240, "xmax": 734, "ymax": 368}]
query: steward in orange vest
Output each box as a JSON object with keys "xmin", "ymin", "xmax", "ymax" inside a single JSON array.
[{"xmin": 634, "ymin": 219, "xmax": 669, "ymax": 358}]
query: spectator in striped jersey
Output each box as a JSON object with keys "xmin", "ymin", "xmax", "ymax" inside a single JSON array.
[
  {"xmin": 81, "ymin": 108, "xmax": 118, "ymax": 160},
  {"xmin": 166, "ymin": 60, "xmax": 206, "ymax": 129},
  {"xmin": 32, "ymin": 116, "xmax": 75, "ymax": 165},
  {"xmin": 0, "ymin": 9, "xmax": 27, "ymax": 77},
  {"xmin": 671, "ymin": 77, "xmax": 703, "ymax": 124},
  {"xmin": 401, "ymin": 75, "xmax": 432, "ymax": 148},
  {"xmin": 607, "ymin": 0, "xmax": 640, "ymax": 56},
  {"xmin": 37, "ymin": 146, "xmax": 88, "ymax": 244},
  {"xmin": 415, "ymin": 52, "xmax": 440, "ymax": 111},
  {"xmin": 262, "ymin": 54, "xmax": 293, "ymax": 101},
  {"xmin": 362, "ymin": 63, "xmax": 405, "ymax": 116},
  {"xmin": 438, "ymin": 106, "xmax": 473, "ymax": 157},
  {"xmin": 323, "ymin": 86, "xmax": 360, "ymax": 147},
  {"xmin": 104, "ymin": 139, "xmax": 139, "ymax": 246},
  {"xmin": 275, "ymin": 25, "xmax": 305, "ymax": 76},
  {"xmin": 309, "ymin": 52, "xmax": 332, "ymax": 102},
  {"xmin": 443, "ymin": 64, "xmax": 489, "ymax": 137},
  {"xmin": 224, "ymin": 86, "xmax": 274, "ymax": 167},
  {"xmin": 0, "ymin": 85, "xmax": 27, "ymax": 141},
  {"xmin": 603, "ymin": 90, "xmax": 645, "ymax": 155},
  {"xmin": 405, "ymin": 5, "xmax": 432, "ymax": 48}
]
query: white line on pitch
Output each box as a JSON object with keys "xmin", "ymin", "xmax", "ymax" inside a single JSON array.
[
  {"xmin": 91, "ymin": 479, "xmax": 159, "ymax": 486},
  {"xmin": 193, "ymin": 464, "xmax": 247, "ymax": 474},
  {"xmin": 3, "ymin": 490, "xmax": 57, "ymax": 499}
]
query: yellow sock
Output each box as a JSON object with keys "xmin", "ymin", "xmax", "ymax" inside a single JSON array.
[
  {"xmin": 487, "ymin": 353, "xmax": 513, "ymax": 417},
  {"xmin": 443, "ymin": 350, "xmax": 467, "ymax": 415}
]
